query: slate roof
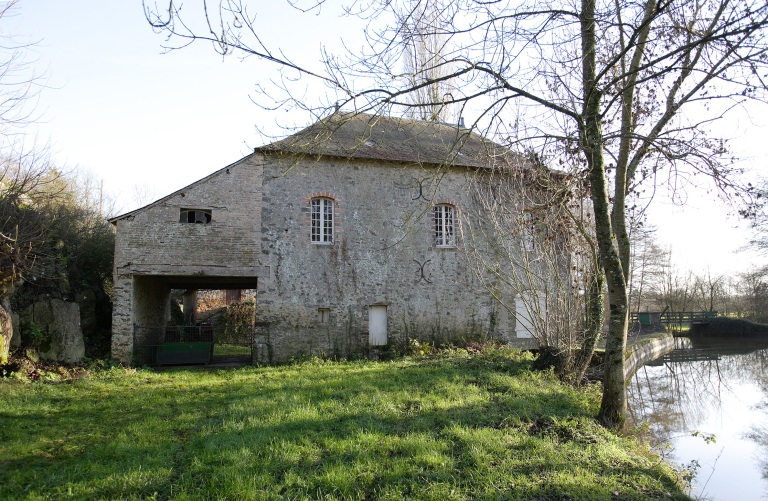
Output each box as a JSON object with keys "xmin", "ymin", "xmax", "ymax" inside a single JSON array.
[{"xmin": 257, "ymin": 112, "xmax": 516, "ymax": 169}]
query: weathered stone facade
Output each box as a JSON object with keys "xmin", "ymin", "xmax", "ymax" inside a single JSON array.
[
  {"xmin": 254, "ymin": 156, "xmax": 513, "ymax": 362},
  {"xmin": 110, "ymin": 114, "xmax": 536, "ymax": 365},
  {"xmin": 110, "ymin": 156, "xmax": 268, "ymax": 363}
]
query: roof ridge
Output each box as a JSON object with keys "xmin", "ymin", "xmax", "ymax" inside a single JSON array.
[{"xmin": 256, "ymin": 112, "xmax": 514, "ymax": 169}]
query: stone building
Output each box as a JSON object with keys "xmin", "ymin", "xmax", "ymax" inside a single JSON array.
[{"xmin": 109, "ymin": 113, "xmax": 550, "ymax": 365}]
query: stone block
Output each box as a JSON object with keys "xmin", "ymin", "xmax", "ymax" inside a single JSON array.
[{"xmin": 20, "ymin": 299, "xmax": 85, "ymax": 364}]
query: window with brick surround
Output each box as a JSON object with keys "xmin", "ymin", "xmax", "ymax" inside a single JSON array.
[
  {"xmin": 522, "ymin": 212, "xmax": 535, "ymax": 251},
  {"xmin": 434, "ymin": 204, "xmax": 456, "ymax": 247},
  {"xmin": 311, "ymin": 198, "xmax": 334, "ymax": 243}
]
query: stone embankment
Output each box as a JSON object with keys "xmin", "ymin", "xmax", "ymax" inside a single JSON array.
[{"xmin": 624, "ymin": 332, "xmax": 675, "ymax": 380}]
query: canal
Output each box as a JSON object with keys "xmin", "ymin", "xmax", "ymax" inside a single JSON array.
[{"xmin": 627, "ymin": 336, "xmax": 768, "ymax": 500}]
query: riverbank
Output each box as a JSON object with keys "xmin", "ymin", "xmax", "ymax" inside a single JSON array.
[
  {"xmin": 1, "ymin": 346, "xmax": 690, "ymax": 500},
  {"xmin": 624, "ymin": 331, "xmax": 675, "ymax": 380},
  {"xmin": 692, "ymin": 317, "xmax": 768, "ymax": 337}
]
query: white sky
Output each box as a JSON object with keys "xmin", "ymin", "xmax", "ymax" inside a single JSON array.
[{"xmin": 7, "ymin": 0, "xmax": 768, "ymax": 278}]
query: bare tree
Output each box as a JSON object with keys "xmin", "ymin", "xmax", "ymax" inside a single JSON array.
[
  {"xmin": 399, "ymin": 0, "xmax": 457, "ymax": 123},
  {"xmin": 693, "ymin": 269, "xmax": 726, "ymax": 312},
  {"xmin": 144, "ymin": 0, "xmax": 768, "ymax": 428},
  {"xmin": 0, "ymin": 0, "xmax": 53, "ymax": 363},
  {"xmin": 628, "ymin": 224, "xmax": 671, "ymax": 315},
  {"xmin": 737, "ymin": 266, "xmax": 768, "ymax": 322},
  {"xmin": 0, "ymin": 0, "xmax": 43, "ymax": 140},
  {"xmin": 463, "ymin": 153, "xmax": 603, "ymax": 383},
  {"xmin": 0, "ymin": 145, "xmax": 62, "ymax": 294},
  {"xmin": 746, "ymin": 180, "xmax": 768, "ymax": 253},
  {"xmin": 0, "ymin": 0, "xmax": 51, "ymax": 294},
  {"xmin": 654, "ymin": 253, "xmax": 698, "ymax": 313}
]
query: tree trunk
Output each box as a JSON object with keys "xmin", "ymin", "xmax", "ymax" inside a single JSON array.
[
  {"xmin": 0, "ymin": 299, "xmax": 13, "ymax": 364},
  {"xmin": 611, "ymin": 0, "xmax": 657, "ymax": 280},
  {"xmin": 570, "ymin": 267, "xmax": 604, "ymax": 384},
  {"xmin": 581, "ymin": 0, "xmax": 629, "ymax": 429}
]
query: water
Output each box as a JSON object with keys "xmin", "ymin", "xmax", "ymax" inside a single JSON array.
[{"xmin": 628, "ymin": 336, "xmax": 768, "ymax": 500}]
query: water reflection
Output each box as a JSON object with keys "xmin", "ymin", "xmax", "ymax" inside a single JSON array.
[{"xmin": 628, "ymin": 336, "xmax": 768, "ymax": 500}]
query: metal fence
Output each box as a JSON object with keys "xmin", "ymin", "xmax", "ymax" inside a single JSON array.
[{"xmin": 630, "ymin": 311, "xmax": 718, "ymax": 326}]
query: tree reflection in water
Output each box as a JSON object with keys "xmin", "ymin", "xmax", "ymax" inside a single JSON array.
[{"xmin": 627, "ymin": 336, "xmax": 768, "ymax": 500}]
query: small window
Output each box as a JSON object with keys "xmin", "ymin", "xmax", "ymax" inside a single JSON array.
[
  {"xmin": 311, "ymin": 198, "xmax": 334, "ymax": 243},
  {"xmin": 434, "ymin": 204, "xmax": 456, "ymax": 247},
  {"xmin": 522, "ymin": 212, "xmax": 535, "ymax": 251},
  {"xmin": 318, "ymin": 308, "xmax": 330, "ymax": 324},
  {"xmin": 180, "ymin": 209, "xmax": 211, "ymax": 224}
]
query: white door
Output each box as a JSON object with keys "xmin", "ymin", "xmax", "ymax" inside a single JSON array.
[
  {"xmin": 515, "ymin": 292, "xmax": 546, "ymax": 339},
  {"xmin": 369, "ymin": 305, "xmax": 388, "ymax": 346}
]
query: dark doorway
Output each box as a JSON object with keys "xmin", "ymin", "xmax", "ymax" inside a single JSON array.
[
  {"xmin": 132, "ymin": 275, "xmax": 258, "ymax": 366},
  {"xmin": 171, "ymin": 288, "xmax": 257, "ymax": 366}
]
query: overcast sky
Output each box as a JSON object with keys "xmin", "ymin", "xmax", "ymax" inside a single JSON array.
[{"xmin": 7, "ymin": 0, "xmax": 767, "ymax": 278}]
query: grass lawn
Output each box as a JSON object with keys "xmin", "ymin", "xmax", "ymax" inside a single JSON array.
[
  {"xmin": 0, "ymin": 347, "xmax": 689, "ymax": 500},
  {"xmin": 213, "ymin": 343, "xmax": 252, "ymax": 356}
]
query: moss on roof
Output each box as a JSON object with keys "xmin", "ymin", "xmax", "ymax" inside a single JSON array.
[{"xmin": 257, "ymin": 112, "xmax": 517, "ymax": 169}]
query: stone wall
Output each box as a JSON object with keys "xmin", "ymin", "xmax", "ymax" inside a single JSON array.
[
  {"xmin": 113, "ymin": 156, "xmax": 263, "ymax": 271},
  {"xmin": 111, "ymin": 151, "xmax": 535, "ymax": 365},
  {"xmin": 110, "ymin": 156, "xmax": 265, "ymax": 363},
  {"xmin": 624, "ymin": 332, "xmax": 675, "ymax": 380},
  {"xmin": 255, "ymin": 155, "xmax": 517, "ymax": 362},
  {"xmin": 20, "ymin": 299, "xmax": 85, "ymax": 364}
]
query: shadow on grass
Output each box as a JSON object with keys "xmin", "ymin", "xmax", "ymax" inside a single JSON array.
[{"xmin": 0, "ymin": 353, "xmax": 689, "ymax": 500}]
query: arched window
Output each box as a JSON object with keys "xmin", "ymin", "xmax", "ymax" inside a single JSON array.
[
  {"xmin": 434, "ymin": 204, "xmax": 456, "ymax": 247},
  {"xmin": 522, "ymin": 212, "xmax": 535, "ymax": 251},
  {"xmin": 311, "ymin": 198, "xmax": 334, "ymax": 243}
]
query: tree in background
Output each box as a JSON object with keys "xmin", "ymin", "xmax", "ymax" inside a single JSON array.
[
  {"xmin": 144, "ymin": 0, "xmax": 768, "ymax": 428},
  {"xmin": 658, "ymin": 266, "xmax": 696, "ymax": 313},
  {"xmin": 0, "ymin": 156, "xmax": 116, "ymax": 360},
  {"xmin": 0, "ymin": 147, "xmax": 60, "ymax": 297},
  {"xmin": 743, "ymin": 180, "xmax": 768, "ymax": 320},
  {"xmin": 399, "ymin": 0, "xmax": 457, "ymax": 123},
  {"xmin": 692, "ymin": 270, "xmax": 727, "ymax": 313},
  {"xmin": 628, "ymin": 221, "xmax": 732, "ymax": 316},
  {"xmin": 0, "ymin": 0, "xmax": 49, "ymax": 362},
  {"xmin": 0, "ymin": 1, "xmax": 115, "ymax": 362},
  {"xmin": 627, "ymin": 224, "xmax": 668, "ymax": 314},
  {"xmin": 0, "ymin": 0, "xmax": 42, "ymax": 136},
  {"xmin": 736, "ymin": 266, "xmax": 768, "ymax": 323}
]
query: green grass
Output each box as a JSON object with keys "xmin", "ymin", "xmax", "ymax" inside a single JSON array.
[
  {"xmin": 0, "ymin": 347, "xmax": 689, "ymax": 500},
  {"xmin": 212, "ymin": 343, "xmax": 252, "ymax": 356}
]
